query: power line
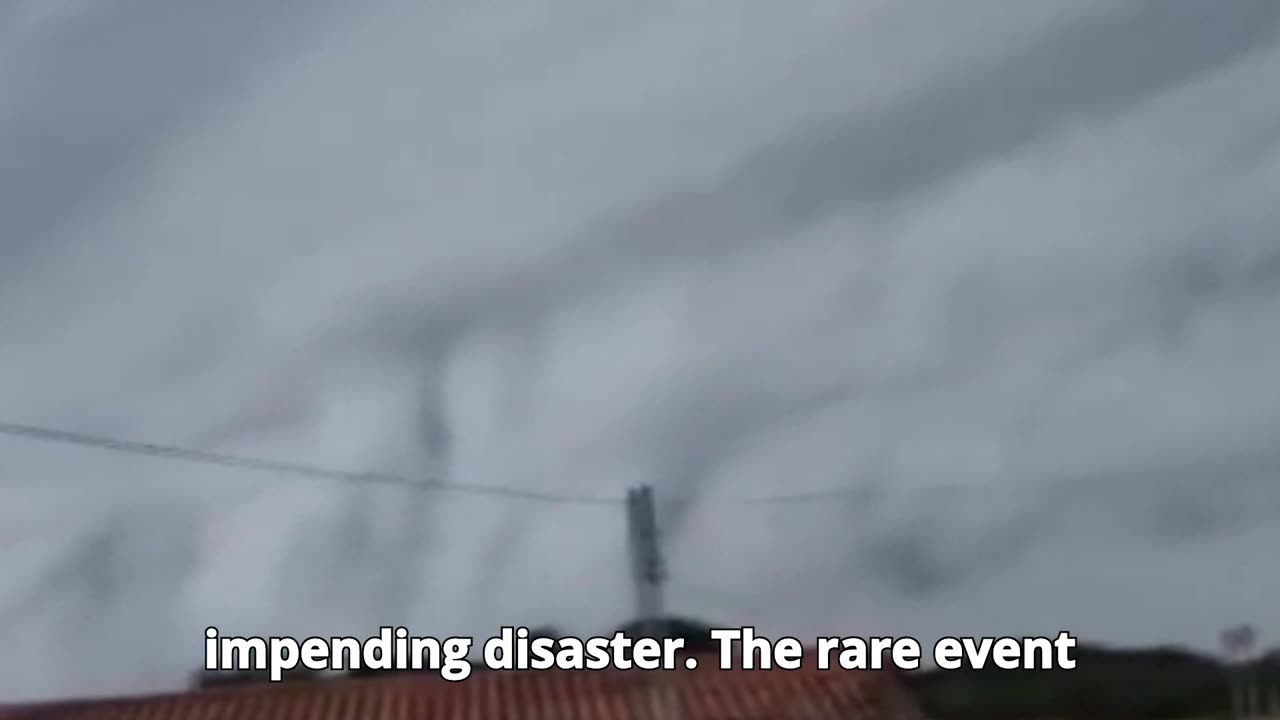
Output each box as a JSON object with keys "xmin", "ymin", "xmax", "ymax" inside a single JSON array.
[
  {"xmin": 4, "ymin": 418, "xmax": 1277, "ymax": 508},
  {"xmin": 0, "ymin": 420, "xmax": 622, "ymax": 505},
  {"xmin": 661, "ymin": 447, "xmax": 1280, "ymax": 506}
]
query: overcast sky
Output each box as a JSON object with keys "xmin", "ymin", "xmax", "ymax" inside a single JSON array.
[{"xmin": 3, "ymin": 0, "xmax": 1280, "ymax": 703}]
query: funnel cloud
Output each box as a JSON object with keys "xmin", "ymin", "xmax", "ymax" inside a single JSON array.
[{"xmin": 2, "ymin": 0, "xmax": 1280, "ymax": 702}]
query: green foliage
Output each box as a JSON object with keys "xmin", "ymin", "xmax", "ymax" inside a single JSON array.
[
  {"xmin": 908, "ymin": 643, "xmax": 1279, "ymax": 720},
  {"xmin": 192, "ymin": 667, "xmax": 325, "ymax": 688},
  {"xmin": 611, "ymin": 615, "xmax": 721, "ymax": 651},
  {"xmin": 527, "ymin": 625, "xmax": 563, "ymax": 642}
]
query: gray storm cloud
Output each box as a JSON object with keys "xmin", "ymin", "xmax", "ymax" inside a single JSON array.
[{"xmin": 2, "ymin": 0, "xmax": 1280, "ymax": 702}]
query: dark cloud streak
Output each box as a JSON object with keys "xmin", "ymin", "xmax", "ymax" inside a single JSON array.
[{"xmin": 0, "ymin": 0, "xmax": 347, "ymax": 263}]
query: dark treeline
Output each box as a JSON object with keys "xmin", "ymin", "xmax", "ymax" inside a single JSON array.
[{"xmin": 908, "ymin": 644, "xmax": 1280, "ymax": 720}]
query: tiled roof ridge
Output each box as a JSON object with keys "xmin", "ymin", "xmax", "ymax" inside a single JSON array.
[{"xmin": 0, "ymin": 645, "xmax": 916, "ymax": 720}]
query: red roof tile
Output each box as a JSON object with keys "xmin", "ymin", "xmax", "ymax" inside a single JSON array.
[{"xmin": 0, "ymin": 650, "xmax": 923, "ymax": 720}]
